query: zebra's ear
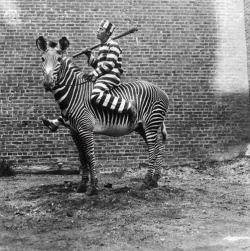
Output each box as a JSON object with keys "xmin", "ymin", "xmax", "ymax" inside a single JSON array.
[
  {"xmin": 36, "ymin": 36, "xmax": 47, "ymax": 51},
  {"xmin": 59, "ymin": 37, "xmax": 70, "ymax": 53}
]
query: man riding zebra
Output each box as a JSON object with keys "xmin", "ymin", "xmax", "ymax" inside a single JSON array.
[
  {"xmin": 41, "ymin": 20, "xmax": 137, "ymax": 132},
  {"xmin": 37, "ymin": 20, "xmax": 169, "ymax": 195}
]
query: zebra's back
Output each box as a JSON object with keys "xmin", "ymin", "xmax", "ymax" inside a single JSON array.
[{"xmin": 91, "ymin": 80, "xmax": 169, "ymax": 136}]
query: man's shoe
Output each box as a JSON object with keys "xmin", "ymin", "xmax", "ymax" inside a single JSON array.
[
  {"xmin": 41, "ymin": 116, "xmax": 59, "ymax": 132},
  {"xmin": 128, "ymin": 105, "xmax": 137, "ymax": 124}
]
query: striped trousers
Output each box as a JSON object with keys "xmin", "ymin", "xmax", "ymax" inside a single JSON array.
[{"xmin": 91, "ymin": 78, "xmax": 132, "ymax": 113}]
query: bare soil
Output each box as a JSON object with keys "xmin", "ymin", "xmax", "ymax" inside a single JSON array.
[{"xmin": 0, "ymin": 157, "xmax": 250, "ymax": 251}]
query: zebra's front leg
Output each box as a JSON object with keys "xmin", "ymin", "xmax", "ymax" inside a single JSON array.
[
  {"xmin": 77, "ymin": 131, "xmax": 98, "ymax": 196},
  {"xmin": 77, "ymin": 163, "xmax": 89, "ymax": 193},
  {"xmin": 71, "ymin": 130, "xmax": 90, "ymax": 193}
]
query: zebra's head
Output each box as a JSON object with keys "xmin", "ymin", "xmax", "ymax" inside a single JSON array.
[{"xmin": 36, "ymin": 36, "xmax": 70, "ymax": 92}]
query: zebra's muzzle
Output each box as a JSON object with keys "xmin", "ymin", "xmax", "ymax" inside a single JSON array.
[
  {"xmin": 42, "ymin": 74, "xmax": 55, "ymax": 92},
  {"xmin": 42, "ymin": 80, "xmax": 55, "ymax": 92}
]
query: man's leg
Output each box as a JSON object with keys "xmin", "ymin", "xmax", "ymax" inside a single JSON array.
[{"xmin": 91, "ymin": 82, "xmax": 137, "ymax": 123}]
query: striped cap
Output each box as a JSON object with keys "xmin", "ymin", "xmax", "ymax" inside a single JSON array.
[{"xmin": 99, "ymin": 20, "xmax": 116, "ymax": 34}]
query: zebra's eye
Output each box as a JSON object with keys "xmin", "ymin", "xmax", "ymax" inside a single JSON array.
[
  {"xmin": 57, "ymin": 57, "xmax": 62, "ymax": 62},
  {"xmin": 41, "ymin": 56, "xmax": 45, "ymax": 62}
]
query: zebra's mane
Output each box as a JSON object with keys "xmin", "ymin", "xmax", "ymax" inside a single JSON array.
[
  {"xmin": 62, "ymin": 56, "xmax": 90, "ymax": 84},
  {"xmin": 62, "ymin": 57, "xmax": 82, "ymax": 72}
]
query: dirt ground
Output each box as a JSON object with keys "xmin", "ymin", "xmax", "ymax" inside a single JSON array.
[{"xmin": 0, "ymin": 157, "xmax": 250, "ymax": 251}]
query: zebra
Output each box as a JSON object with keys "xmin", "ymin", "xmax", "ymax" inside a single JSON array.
[{"xmin": 36, "ymin": 36, "xmax": 169, "ymax": 195}]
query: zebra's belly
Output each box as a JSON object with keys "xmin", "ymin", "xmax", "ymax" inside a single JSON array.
[{"xmin": 93, "ymin": 123, "xmax": 134, "ymax": 137}]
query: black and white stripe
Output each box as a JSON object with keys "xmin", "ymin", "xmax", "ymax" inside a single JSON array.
[{"xmin": 38, "ymin": 39, "xmax": 169, "ymax": 193}]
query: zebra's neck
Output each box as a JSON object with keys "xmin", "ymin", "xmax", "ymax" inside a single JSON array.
[{"xmin": 53, "ymin": 58, "xmax": 92, "ymax": 113}]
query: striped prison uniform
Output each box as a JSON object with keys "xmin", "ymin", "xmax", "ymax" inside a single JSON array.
[{"xmin": 88, "ymin": 38, "xmax": 132, "ymax": 113}]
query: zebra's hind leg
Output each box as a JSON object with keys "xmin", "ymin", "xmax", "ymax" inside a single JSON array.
[
  {"xmin": 136, "ymin": 125, "xmax": 159, "ymax": 189},
  {"xmin": 152, "ymin": 138, "xmax": 164, "ymax": 183},
  {"xmin": 143, "ymin": 130, "xmax": 165, "ymax": 188}
]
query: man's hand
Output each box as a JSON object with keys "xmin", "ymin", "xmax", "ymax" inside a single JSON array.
[
  {"xmin": 83, "ymin": 72, "xmax": 96, "ymax": 82},
  {"xmin": 81, "ymin": 48, "xmax": 92, "ymax": 58}
]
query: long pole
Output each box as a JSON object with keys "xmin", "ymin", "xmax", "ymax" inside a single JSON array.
[{"xmin": 72, "ymin": 27, "xmax": 138, "ymax": 59}]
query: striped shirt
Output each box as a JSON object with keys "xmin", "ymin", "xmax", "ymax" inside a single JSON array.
[{"xmin": 88, "ymin": 38, "xmax": 123, "ymax": 83}]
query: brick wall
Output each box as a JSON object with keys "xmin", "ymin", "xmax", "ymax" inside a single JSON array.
[
  {"xmin": 1, "ymin": 0, "xmax": 249, "ymax": 168},
  {"xmin": 245, "ymin": 0, "xmax": 250, "ymax": 99}
]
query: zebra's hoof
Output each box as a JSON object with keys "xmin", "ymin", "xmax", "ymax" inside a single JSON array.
[
  {"xmin": 148, "ymin": 179, "xmax": 158, "ymax": 188},
  {"xmin": 86, "ymin": 186, "xmax": 98, "ymax": 196},
  {"xmin": 41, "ymin": 116, "xmax": 58, "ymax": 132},
  {"xmin": 153, "ymin": 174, "xmax": 161, "ymax": 182},
  {"xmin": 139, "ymin": 182, "xmax": 151, "ymax": 190},
  {"xmin": 141, "ymin": 178, "xmax": 158, "ymax": 189},
  {"xmin": 76, "ymin": 184, "xmax": 87, "ymax": 193}
]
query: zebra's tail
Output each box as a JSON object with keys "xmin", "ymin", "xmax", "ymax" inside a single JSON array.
[{"xmin": 161, "ymin": 122, "xmax": 167, "ymax": 143}]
